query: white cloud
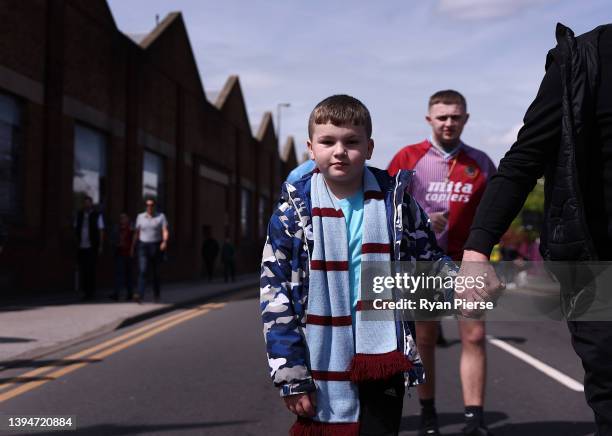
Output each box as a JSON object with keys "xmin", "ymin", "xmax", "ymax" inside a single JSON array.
[
  {"xmin": 481, "ymin": 123, "xmax": 523, "ymax": 164},
  {"xmin": 485, "ymin": 123, "xmax": 523, "ymax": 147},
  {"xmin": 436, "ymin": 0, "xmax": 555, "ymax": 20},
  {"xmin": 107, "ymin": 0, "xmax": 605, "ymax": 172}
]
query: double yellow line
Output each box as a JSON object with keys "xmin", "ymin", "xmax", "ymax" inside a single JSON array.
[{"xmin": 0, "ymin": 302, "xmax": 225, "ymax": 403}]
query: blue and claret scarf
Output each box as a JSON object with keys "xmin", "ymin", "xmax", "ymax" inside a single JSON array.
[{"xmin": 291, "ymin": 168, "xmax": 412, "ymax": 436}]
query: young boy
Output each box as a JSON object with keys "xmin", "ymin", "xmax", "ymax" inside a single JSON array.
[{"xmin": 260, "ymin": 95, "xmax": 450, "ymax": 435}]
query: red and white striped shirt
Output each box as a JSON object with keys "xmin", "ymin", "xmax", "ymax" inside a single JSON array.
[{"xmin": 388, "ymin": 139, "xmax": 496, "ymax": 260}]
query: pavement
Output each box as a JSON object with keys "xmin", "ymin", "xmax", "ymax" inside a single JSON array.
[{"xmin": 0, "ymin": 274, "xmax": 259, "ymax": 366}]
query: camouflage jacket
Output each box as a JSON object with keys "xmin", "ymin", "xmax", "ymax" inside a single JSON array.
[{"xmin": 260, "ymin": 167, "xmax": 451, "ymax": 396}]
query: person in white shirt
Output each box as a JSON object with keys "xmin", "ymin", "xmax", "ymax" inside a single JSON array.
[{"xmin": 131, "ymin": 197, "xmax": 169, "ymax": 302}]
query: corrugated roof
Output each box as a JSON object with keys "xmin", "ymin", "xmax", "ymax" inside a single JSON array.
[
  {"xmin": 281, "ymin": 136, "xmax": 296, "ymax": 163},
  {"xmin": 126, "ymin": 33, "xmax": 147, "ymax": 44},
  {"xmin": 256, "ymin": 112, "xmax": 274, "ymax": 141}
]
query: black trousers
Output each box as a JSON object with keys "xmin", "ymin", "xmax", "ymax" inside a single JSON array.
[
  {"xmin": 568, "ymin": 321, "xmax": 612, "ymax": 436},
  {"xmin": 77, "ymin": 248, "xmax": 97, "ymax": 298},
  {"xmin": 223, "ymin": 261, "xmax": 235, "ymax": 282},
  {"xmin": 203, "ymin": 258, "xmax": 215, "ymax": 280},
  {"xmin": 359, "ymin": 374, "xmax": 405, "ymax": 436}
]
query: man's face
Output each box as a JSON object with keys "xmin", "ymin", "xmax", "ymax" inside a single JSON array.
[
  {"xmin": 307, "ymin": 122, "xmax": 373, "ymax": 187},
  {"xmin": 145, "ymin": 200, "xmax": 155, "ymax": 213},
  {"xmin": 426, "ymin": 103, "xmax": 469, "ymax": 146},
  {"xmin": 83, "ymin": 198, "xmax": 93, "ymax": 210}
]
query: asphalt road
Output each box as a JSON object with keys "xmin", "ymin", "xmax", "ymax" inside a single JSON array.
[{"xmin": 0, "ymin": 288, "xmax": 596, "ymax": 436}]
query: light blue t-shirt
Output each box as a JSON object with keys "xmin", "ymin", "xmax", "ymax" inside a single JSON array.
[{"xmin": 336, "ymin": 191, "xmax": 364, "ymax": 332}]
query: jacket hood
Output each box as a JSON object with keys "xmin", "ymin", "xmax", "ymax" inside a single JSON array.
[{"xmin": 281, "ymin": 166, "xmax": 413, "ymax": 205}]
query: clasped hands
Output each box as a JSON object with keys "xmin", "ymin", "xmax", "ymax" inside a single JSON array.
[{"xmin": 455, "ymin": 250, "xmax": 506, "ymax": 318}]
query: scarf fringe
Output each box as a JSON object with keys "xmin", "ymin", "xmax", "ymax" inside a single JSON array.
[
  {"xmin": 290, "ymin": 418, "xmax": 359, "ymax": 436},
  {"xmin": 349, "ymin": 350, "xmax": 412, "ymax": 383}
]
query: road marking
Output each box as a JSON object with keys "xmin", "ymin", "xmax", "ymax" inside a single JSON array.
[
  {"xmin": 0, "ymin": 305, "xmax": 208, "ymax": 392},
  {"xmin": 487, "ymin": 335, "xmax": 584, "ymax": 392},
  {"xmin": 0, "ymin": 303, "xmax": 225, "ymax": 402}
]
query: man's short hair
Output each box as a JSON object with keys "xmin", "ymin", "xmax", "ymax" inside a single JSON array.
[
  {"xmin": 428, "ymin": 90, "xmax": 467, "ymax": 111},
  {"xmin": 308, "ymin": 95, "xmax": 372, "ymax": 139}
]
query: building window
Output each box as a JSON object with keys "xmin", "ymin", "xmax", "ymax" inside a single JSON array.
[
  {"xmin": 0, "ymin": 93, "xmax": 22, "ymax": 219},
  {"xmin": 143, "ymin": 150, "xmax": 165, "ymax": 209},
  {"xmin": 258, "ymin": 196, "xmax": 268, "ymax": 239},
  {"xmin": 241, "ymin": 188, "xmax": 252, "ymax": 238},
  {"xmin": 73, "ymin": 124, "xmax": 107, "ymax": 209}
]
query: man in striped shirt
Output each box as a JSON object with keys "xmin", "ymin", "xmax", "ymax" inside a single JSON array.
[{"xmin": 388, "ymin": 90, "xmax": 496, "ymax": 436}]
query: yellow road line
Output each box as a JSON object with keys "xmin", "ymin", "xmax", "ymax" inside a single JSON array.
[
  {"xmin": 0, "ymin": 303, "xmax": 225, "ymax": 401},
  {"xmin": 0, "ymin": 306, "xmax": 202, "ymax": 392}
]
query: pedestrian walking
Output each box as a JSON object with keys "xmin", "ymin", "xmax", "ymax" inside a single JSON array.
[
  {"xmin": 110, "ymin": 213, "xmax": 134, "ymax": 301},
  {"xmin": 221, "ymin": 236, "xmax": 235, "ymax": 282},
  {"xmin": 260, "ymin": 94, "xmax": 455, "ymax": 435},
  {"xmin": 388, "ymin": 90, "xmax": 496, "ymax": 436},
  {"xmin": 74, "ymin": 196, "xmax": 105, "ymax": 301},
  {"xmin": 132, "ymin": 198, "xmax": 169, "ymax": 303},
  {"xmin": 0, "ymin": 216, "xmax": 6, "ymax": 255},
  {"xmin": 458, "ymin": 23, "xmax": 612, "ymax": 436},
  {"xmin": 201, "ymin": 225, "xmax": 219, "ymax": 281}
]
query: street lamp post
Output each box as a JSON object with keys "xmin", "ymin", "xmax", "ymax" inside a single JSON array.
[{"xmin": 276, "ymin": 102, "xmax": 290, "ymax": 148}]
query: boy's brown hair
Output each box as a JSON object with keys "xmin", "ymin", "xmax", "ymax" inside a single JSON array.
[
  {"xmin": 308, "ymin": 94, "xmax": 372, "ymax": 139},
  {"xmin": 428, "ymin": 89, "xmax": 467, "ymax": 111}
]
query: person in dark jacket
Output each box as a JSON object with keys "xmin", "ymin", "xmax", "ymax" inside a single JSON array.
[
  {"xmin": 110, "ymin": 213, "xmax": 134, "ymax": 301},
  {"xmin": 0, "ymin": 216, "xmax": 6, "ymax": 255},
  {"xmin": 221, "ymin": 236, "xmax": 235, "ymax": 282},
  {"xmin": 74, "ymin": 196, "xmax": 105, "ymax": 300},
  {"xmin": 201, "ymin": 225, "xmax": 219, "ymax": 281},
  {"xmin": 458, "ymin": 23, "xmax": 612, "ymax": 435}
]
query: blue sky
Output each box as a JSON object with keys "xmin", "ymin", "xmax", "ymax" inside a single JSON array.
[{"xmin": 108, "ymin": 0, "xmax": 611, "ymax": 168}]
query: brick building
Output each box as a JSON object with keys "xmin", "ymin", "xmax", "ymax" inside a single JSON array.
[{"xmin": 0, "ymin": 0, "xmax": 298, "ymax": 293}]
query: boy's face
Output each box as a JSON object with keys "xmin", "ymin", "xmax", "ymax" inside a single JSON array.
[
  {"xmin": 307, "ymin": 122, "xmax": 373, "ymax": 187},
  {"xmin": 426, "ymin": 103, "xmax": 469, "ymax": 146}
]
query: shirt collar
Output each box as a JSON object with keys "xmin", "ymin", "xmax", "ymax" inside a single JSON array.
[{"xmin": 428, "ymin": 136, "xmax": 462, "ymax": 159}]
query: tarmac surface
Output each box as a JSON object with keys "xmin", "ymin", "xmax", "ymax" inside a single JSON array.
[
  {"xmin": 0, "ymin": 284, "xmax": 596, "ymax": 436},
  {"xmin": 1, "ymin": 275, "xmax": 258, "ymax": 364}
]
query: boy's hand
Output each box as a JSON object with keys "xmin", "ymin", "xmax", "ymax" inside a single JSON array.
[
  {"xmin": 283, "ymin": 392, "xmax": 317, "ymax": 417},
  {"xmin": 429, "ymin": 211, "xmax": 448, "ymax": 234}
]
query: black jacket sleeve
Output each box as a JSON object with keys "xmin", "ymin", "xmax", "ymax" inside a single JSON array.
[{"xmin": 464, "ymin": 61, "xmax": 562, "ymax": 256}]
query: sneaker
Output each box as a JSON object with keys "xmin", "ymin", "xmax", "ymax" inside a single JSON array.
[
  {"xmin": 419, "ymin": 427, "xmax": 441, "ymax": 436},
  {"xmin": 463, "ymin": 425, "xmax": 492, "ymax": 436},
  {"xmin": 132, "ymin": 293, "xmax": 142, "ymax": 303},
  {"xmin": 419, "ymin": 414, "xmax": 441, "ymax": 436}
]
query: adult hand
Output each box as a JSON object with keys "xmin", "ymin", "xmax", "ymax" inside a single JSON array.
[
  {"xmin": 160, "ymin": 241, "xmax": 167, "ymax": 252},
  {"xmin": 455, "ymin": 249, "xmax": 505, "ymax": 318},
  {"xmin": 429, "ymin": 211, "xmax": 448, "ymax": 234},
  {"xmin": 98, "ymin": 245, "xmax": 103, "ymax": 255},
  {"xmin": 283, "ymin": 392, "xmax": 317, "ymax": 418}
]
